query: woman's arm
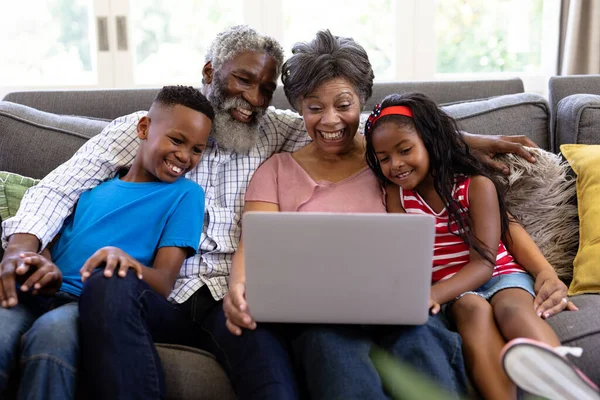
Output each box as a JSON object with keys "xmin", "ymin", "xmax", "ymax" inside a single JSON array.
[
  {"xmin": 385, "ymin": 183, "xmax": 406, "ymax": 214},
  {"xmin": 505, "ymin": 220, "xmax": 578, "ymax": 317},
  {"xmin": 224, "ymin": 201, "xmax": 279, "ymax": 335},
  {"xmin": 431, "ymin": 176, "xmax": 499, "ymax": 305}
]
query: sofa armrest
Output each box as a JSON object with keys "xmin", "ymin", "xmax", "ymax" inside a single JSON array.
[{"xmin": 555, "ymin": 94, "xmax": 600, "ymax": 148}]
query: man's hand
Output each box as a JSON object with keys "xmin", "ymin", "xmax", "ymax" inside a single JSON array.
[
  {"xmin": 0, "ymin": 251, "xmax": 26, "ymax": 308},
  {"xmin": 80, "ymin": 246, "xmax": 143, "ymax": 282},
  {"xmin": 463, "ymin": 133, "xmax": 538, "ymax": 175},
  {"xmin": 0, "ymin": 234, "xmax": 41, "ymax": 308},
  {"xmin": 18, "ymin": 252, "xmax": 63, "ymax": 295},
  {"xmin": 533, "ymin": 270, "xmax": 578, "ymax": 319},
  {"xmin": 223, "ymin": 281, "xmax": 256, "ymax": 335}
]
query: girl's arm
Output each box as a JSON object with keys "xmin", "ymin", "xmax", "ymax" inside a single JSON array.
[
  {"xmin": 431, "ymin": 176, "xmax": 499, "ymax": 305},
  {"xmin": 224, "ymin": 200, "xmax": 280, "ymax": 335},
  {"xmin": 505, "ymin": 220, "xmax": 578, "ymax": 317}
]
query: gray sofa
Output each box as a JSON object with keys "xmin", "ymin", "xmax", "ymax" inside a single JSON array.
[{"xmin": 1, "ymin": 76, "xmax": 599, "ymax": 398}]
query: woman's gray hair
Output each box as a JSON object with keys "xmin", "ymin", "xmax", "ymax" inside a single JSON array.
[
  {"xmin": 204, "ymin": 25, "xmax": 285, "ymax": 75},
  {"xmin": 282, "ymin": 30, "xmax": 374, "ymax": 111}
]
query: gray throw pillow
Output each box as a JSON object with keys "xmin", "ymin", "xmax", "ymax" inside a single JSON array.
[{"xmin": 0, "ymin": 101, "xmax": 109, "ymax": 179}]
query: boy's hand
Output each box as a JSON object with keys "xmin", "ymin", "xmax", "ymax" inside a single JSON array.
[
  {"xmin": 80, "ymin": 246, "xmax": 143, "ymax": 282},
  {"xmin": 429, "ymin": 297, "xmax": 441, "ymax": 315},
  {"xmin": 223, "ymin": 281, "xmax": 256, "ymax": 335},
  {"xmin": 533, "ymin": 270, "xmax": 578, "ymax": 318},
  {"xmin": 18, "ymin": 252, "xmax": 63, "ymax": 295}
]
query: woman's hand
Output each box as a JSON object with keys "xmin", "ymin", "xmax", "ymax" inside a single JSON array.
[
  {"xmin": 462, "ymin": 133, "xmax": 538, "ymax": 175},
  {"xmin": 223, "ymin": 281, "xmax": 256, "ymax": 335},
  {"xmin": 533, "ymin": 270, "xmax": 578, "ymax": 318},
  {"xmin": 80, "ymin": 246, "xmax": 143, "ymax": 282}
]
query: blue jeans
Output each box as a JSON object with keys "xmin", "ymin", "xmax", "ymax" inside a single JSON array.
[
  {"xmin": 78, "ymin": 271, "xmax": 299, "ymax": 400},
  {"xmin": 199, "ymin": 302, "xmax": 300, "ymax": 399},
  {"xmin": 0, "ymin": 291, "xmax": 79, "ymax": 400},
  {"xmin": 292, "ymin": 315, "xmax": 468, "ymax": 400}
]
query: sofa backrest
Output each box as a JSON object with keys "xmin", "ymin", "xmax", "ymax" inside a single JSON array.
[
  {"xmin": 548, "ymin": 75, "xmax": 600, "ymax": 151},
  {"xmin": 2, "ymin": 78, "xmax": 525, "ymax": 121}
]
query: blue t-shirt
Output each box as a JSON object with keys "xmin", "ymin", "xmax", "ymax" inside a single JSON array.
[{"xmin": 51, "ymin": 176, "xmax": 204, "ymax": 296}]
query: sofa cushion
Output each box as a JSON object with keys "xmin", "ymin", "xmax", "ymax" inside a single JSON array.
[
  {"xmin": 494, "ymin": 148, "xmax": 579, "ymax": 283},
  {"xmin": 560, "ymin": 144, "xmax": 600, "ymax": 295},
  {"xmin": 0, "ymin": 101, "xmax": 109, "ymax": 179},
  {"xmin": 547, "ymin": 294, "xmax": 600, "ymax": 385},
  {"xmin": 155, "ymin": 344, "xmax": 235, "ymax": 400},
  {"xmin": 555, "ymin": 94, "xmax": 600, "ymax": 148},
  {"xmin": 442, "ymin": 93, "xmax": 551, "ymax": 151},
  {"xmin": 0, "ymin": 171, "xmax": 40, "ymax": 221}
]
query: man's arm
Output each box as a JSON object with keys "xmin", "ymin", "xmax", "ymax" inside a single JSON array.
[
  {"xmin": 266, "ymin": 108, "xmax": 311, "ymax": 153},
  {"xmin": 1, "ymin": 112, "xmax": 144, "ymax": 251},
  {"xmin": 462, "ymin": 133, "xmax": 537, "ymax": 175}
]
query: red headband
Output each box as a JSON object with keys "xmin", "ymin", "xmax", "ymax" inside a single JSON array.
[{"xmin": 370, "ymin": 105, "xmax": 413, "ymax": 126}]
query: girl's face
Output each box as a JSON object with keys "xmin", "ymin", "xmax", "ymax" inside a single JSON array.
[
  {"xmin": 300, "ymin": 78, "xmax": 362, "ymax": 155},
  {"xmin": 371, "ymin": 121, "xmax": 431, "ymax": 191}
]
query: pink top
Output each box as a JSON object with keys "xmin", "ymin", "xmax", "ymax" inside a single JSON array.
[{"xmin": 245, "ymin": 153, "xmax": 385, "ymax": 213}]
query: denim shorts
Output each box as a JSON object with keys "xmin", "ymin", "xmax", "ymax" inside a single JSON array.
[{"xmin": 456, "ymin": 272, "xmax": 536, "ymax": 301}]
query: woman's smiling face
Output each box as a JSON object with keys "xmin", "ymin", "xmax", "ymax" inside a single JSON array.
[{"xmin": 300, "ymin": 78, "xmax": 362, "ymax": 155}]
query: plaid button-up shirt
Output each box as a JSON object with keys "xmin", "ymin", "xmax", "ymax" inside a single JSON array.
[{"xmin": 2, "ymin": 107, "xmax": 311, "ymax": 303}]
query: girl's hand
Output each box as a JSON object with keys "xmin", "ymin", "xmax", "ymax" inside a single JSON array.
[
  {"xmin": 429, "ymin": 297, "xmax": 441, "ymax": 315},
  {"xmin": 80, "ymin": 246, "xmax": 143, "ymax": 282},
  {"xmin": 223, "ymin": 281, "xmax": 256, "ymax": 335},
  {"xmin": 18, "ymin": 252, "xmax": 63, "ymax": 295},
  {"xmin": 533, "ymin": 270, "xmax": 578, "ymax": 318}
]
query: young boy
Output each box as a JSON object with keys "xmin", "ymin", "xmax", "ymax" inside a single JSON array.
[{"xmin": 0, "ymin": 85, "xmax": 213, "ymax": 399}]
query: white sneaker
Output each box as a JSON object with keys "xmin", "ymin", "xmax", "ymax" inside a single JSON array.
[{"xmin": 501, "ymin": 338, "xmax": 600, "ymax": 400}]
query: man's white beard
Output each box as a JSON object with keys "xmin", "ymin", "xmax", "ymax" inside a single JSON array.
[
  {"xmin": 206, "ymin": 76, "xmax": 264, "ymax": 154},
  {"xmin": 210, "ymin": 110, "xmax": 261, "ymax": 154}
]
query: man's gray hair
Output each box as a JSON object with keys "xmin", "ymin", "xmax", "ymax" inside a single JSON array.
[
  {"xmin": 204, "ymin": 25, "xmax": 285, "ymax": 75},
  {"xmin": 281, "ymin": 30, "xmax": 374, "ymax": 111}
]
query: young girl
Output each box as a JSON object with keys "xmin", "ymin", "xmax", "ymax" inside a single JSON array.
[{"xmin": 363, "ymin": 92, "xmax": 598, "ymax": 400}]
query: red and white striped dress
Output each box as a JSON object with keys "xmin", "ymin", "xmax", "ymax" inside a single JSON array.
[{"xmin": 400, "ymin": 175, "xmax": 525, "ymax": 283}]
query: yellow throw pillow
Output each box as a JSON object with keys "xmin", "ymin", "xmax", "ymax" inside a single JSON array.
[{"xmin": 560, "ymin": 144, "xmax": 600, "ymax": 295}]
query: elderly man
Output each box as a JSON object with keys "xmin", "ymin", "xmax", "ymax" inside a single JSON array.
[{"xmin": 1, "ymin": 25, "xmax": 536, "ymax": 400}]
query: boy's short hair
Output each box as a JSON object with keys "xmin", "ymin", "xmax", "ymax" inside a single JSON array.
[{"xmin": 154, "ymin": 85, "xmax": 215, "ymax": 121}]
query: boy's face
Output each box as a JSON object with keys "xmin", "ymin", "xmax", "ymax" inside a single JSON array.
[{"xmin": 136, "ymin": 104, "xmax": 212, "ymax": 183}]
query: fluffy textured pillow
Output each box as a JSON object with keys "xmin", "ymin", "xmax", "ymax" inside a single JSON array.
[
  {"xmin": 0, "ymin": 171, "xmax": 40, "ymax": 221},
  {"xmin": 560, "ymin": 144, "xmax": 600, "ymax": 295},
  {"xmin": 494, "ymin": 148, "xmax": 579, "ymax": 283}
]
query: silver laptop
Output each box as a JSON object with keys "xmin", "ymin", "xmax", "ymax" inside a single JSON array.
[{"xmin": 243, "ymin": 212, "xmax": 435, "ymax": 325}]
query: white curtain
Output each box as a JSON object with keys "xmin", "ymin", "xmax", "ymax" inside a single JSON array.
[{"xmin": 558, "ymin": 0, "xmax": 600, "ymax": 75}]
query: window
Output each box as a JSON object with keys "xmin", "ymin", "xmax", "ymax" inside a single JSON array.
[
  {"xmin": 0, "ymin": 0, "xmax": 560, "ymax": 98},
  {"xmin": 281, "ymin": 0, "xmax": 395, "ymax": 81},
  {"xmin": 436, "ymin": 0, "xmax": 545, "ymax": 74},
  {"xmin": 1, "ymin": 0, "xmax": 97, "ymax": 86},
  {"xmin": 130, "ymin": 0, "xmax": 243, "ymax": 85}
]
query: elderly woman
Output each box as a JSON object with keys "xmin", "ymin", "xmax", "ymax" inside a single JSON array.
[{"xmin": 223, "ymin": 30, "xmax": 571, "ymax": 399}]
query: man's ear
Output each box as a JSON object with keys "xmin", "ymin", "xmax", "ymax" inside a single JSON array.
[
  {"xmin": 202, "ymin": 61, "xmax": 213, "ymax": 85},
  {"xmin": 137, "ymin": 116, "xmax": 150, "ymax": 139}
]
